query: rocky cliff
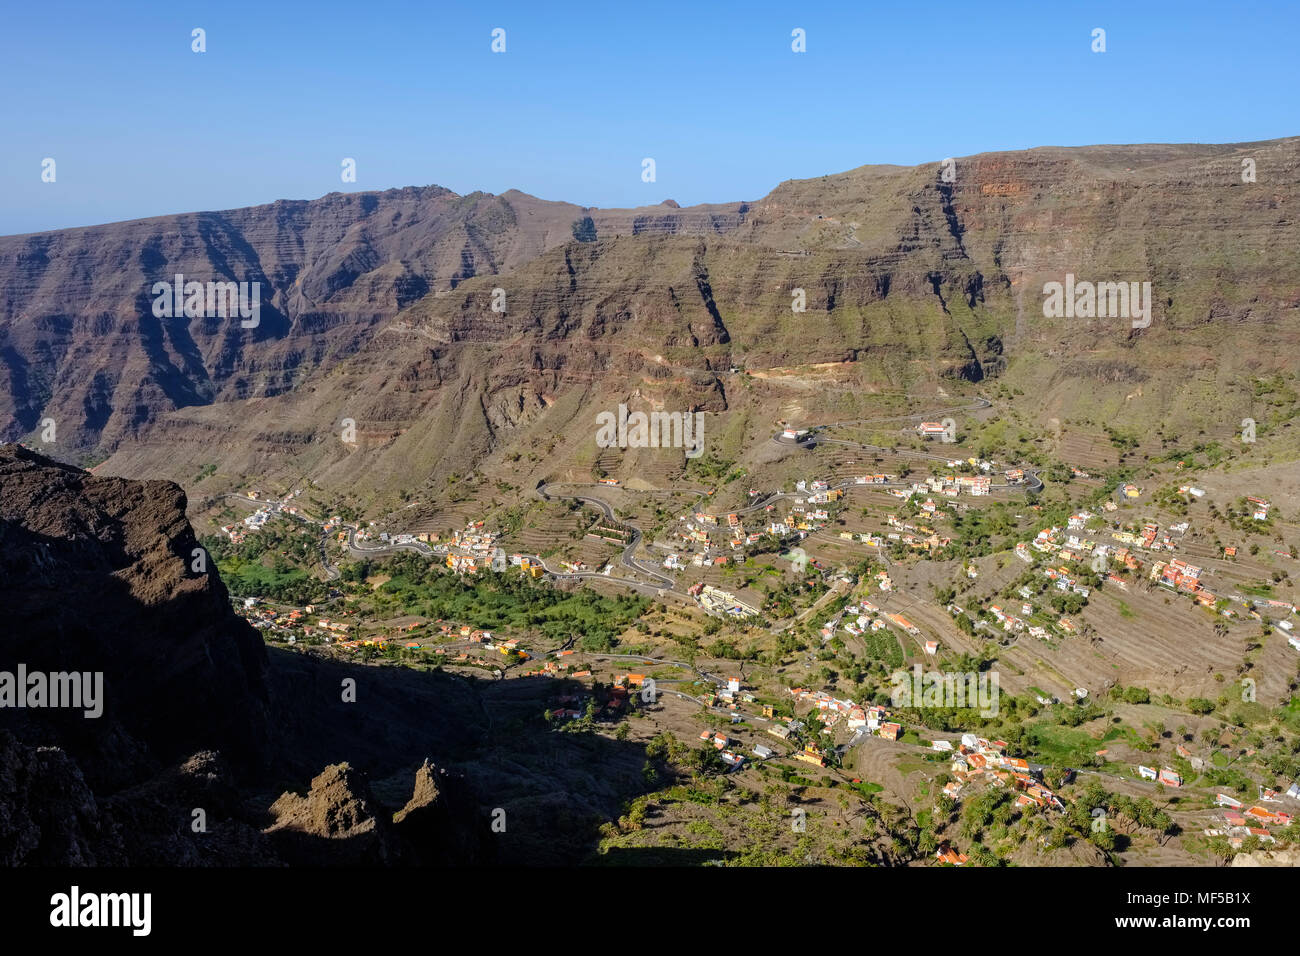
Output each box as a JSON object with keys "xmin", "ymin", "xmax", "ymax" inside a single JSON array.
[
  {"xmin": 0, "ymin": 187, "xmax": 749, "ymax": 453},
  {"xmin": 77, "ymin": 137, "xmax": 1300, "ymax": 499},
  {"xmin": 0, "ymin": 446, "xmax": 490, "ymax": 865}
]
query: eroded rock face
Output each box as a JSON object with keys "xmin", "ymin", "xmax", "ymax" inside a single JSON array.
[
  {"xmin": 0, "ymin": 186, "xmax": 750, "ymax": 455},
  {"xmin": 94, "ymin": 750, "xmax": 277, "ymax": 867},
  {"xmin": 67, "ymin": 139, "xmax": 1300, "ymax": 502},
  {"xmin": 392, "ymin": 759, "xmax": 490, "ymax": 865},
  {"xmin": 0, "ymin": 733, "xmax": 277, "ymax": 866},
  {"xmin": 0, "ymin": 449, "xmax": 489, "ymax": 866},
  {"xmin": 0, "ymin": 443, "xmax": 272, "ymax": 788},
  {"xmin": 266, "ymin": 763, "xmax": 396, "ymax": 865},
  {"xmin": 0, "ymin": 731, "xmax": 101, "ymax": 866}
]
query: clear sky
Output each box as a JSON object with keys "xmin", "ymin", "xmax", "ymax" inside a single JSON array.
[{"xmin": 2, "ymin": 0, "xmax": 1296, "ymax": 236}]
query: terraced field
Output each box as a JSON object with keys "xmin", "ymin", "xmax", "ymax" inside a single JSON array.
[
  {"xmin": 1039, "ymin": 586, "xmax": 1245, "ymax": 699},
  {"xmin": 1052, "ymin": 432, "xmax": 1124, "ymax": 472}
]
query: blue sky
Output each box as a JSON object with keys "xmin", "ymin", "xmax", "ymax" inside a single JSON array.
[{"xmin": 2, "ymin": 0, "xmax": 1296, "ymax": 235}]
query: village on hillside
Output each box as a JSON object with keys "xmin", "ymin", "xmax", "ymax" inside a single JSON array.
[{"xmin": 206, "ymin": 392, "xmax": 1300, "ymax": 868}]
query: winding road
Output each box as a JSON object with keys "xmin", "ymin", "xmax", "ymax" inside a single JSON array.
[{"xmin": 535, "ymin": 482, "xmax": 677, "ymax": 588}]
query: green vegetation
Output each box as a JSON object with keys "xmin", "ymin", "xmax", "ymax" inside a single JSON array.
[
  {"xmin": 203, "ymin": 520, "xmax": 330, "ymax": 605},
  {"xmin": 365, "ymin": 552, "xmax": 648, "ymax": 649},
  {"xmin": 683, "ymin": 451, "xmax": 739, "ymax": 483}
]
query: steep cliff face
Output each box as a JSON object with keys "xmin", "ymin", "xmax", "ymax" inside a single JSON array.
[
  {"xmin": 0, "ymin": 447, "xmax": 492, "ymax": 865},
  {"xmin": 6, "ymin": 138, "xmax": 1300, "ymax": 493},
  {"xmin": 0, "ymin": 443, "xmax": 272, "ymax": 788},
  {"xmin": 0, "ymin": 187, "xmax": 750, "ymax": 452}
]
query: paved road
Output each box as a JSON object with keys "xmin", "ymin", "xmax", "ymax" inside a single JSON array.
[
  {"xmin": 318, "ymin": 530, "xmax": 340, "ymax": 579},
  {"xmin": 536, "ymin": 482, "xmax": 677, "ymax": 589},
  {"xmin": 345, "ymin": 527, "xmax": 435, "ymax": 559}
]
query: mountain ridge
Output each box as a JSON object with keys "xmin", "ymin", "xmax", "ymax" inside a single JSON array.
[{"xmin": 2, "ymin": 137, "xmax": 1297, "ymax": 495}]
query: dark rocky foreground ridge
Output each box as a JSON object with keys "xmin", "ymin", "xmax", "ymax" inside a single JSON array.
[{"xmin": 0, "ymin": 444, "xmax": 498, "ymax": 865}]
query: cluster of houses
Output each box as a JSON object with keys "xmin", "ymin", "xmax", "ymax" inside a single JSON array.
[
  {"xmin": 918, "ymin": 472, "xmax": 993, "ymax": 497},
  {"xmin": 379, "ymin": 530, "xmax": 426, "ymax": 545},
  {"xmin": 1135, "ymin": 765, "xmax": 1184, "ymax": 787},
  {"xmin": 1208, "ymin": 789, "xmax": 1298, "ymax": 848},
  {"xmin": 221, "ymin": 521, "xmax": 253, "ymax": 543},
  {"xmin": 985, "ymin": 601, "xmax": 1047, "ymax": 639},
  {"xmin": 1005, "ymin": 504, "xmax": 1300, "ymax": 635},
  {"xmin": 660, "ymin": 473, "xmax": 888, "ymax": 577},
  {"xmin": 971, "ymin": 553, "xmax": 1097, "ymax": 642},
  {"xmin": 884, "ymin": 512, "xmax": 952, "ymax": 553},
  {"xmin": 999, "ymin": 511, "xmax": 1229, "ymax": 635},
  {"xmin": 586, "ymin": 679, "xmax": 638, "ymax": 719},
  {"xmin": 696, "ymin": 730, "xmax": 749, "ymax": 769},
  {"xmin": 1027, "ymin": 519, "xmax": 1123, "ymax": 563},
  {"xmin": 436, "ymin": 623, "xmax": 507, "ymax": 644},
  {"xmin": 547, "ymin": 689, "xmax": 587, "ymax": 721},
  {"xmin": 699, "ymin": 677, "xmax": 756, "ymax": 711},
  {"xmin": 942, "ymin": 734, "xmax": 1065, "ymax": 812},
  {"xmin": 765, "ymin": 506, "xmax": 832, "ymax": 536},
  {"xmin": 235, "ymin": 597, "xmax": 351, "ymax": 643},
  {"xmin": 838, "ymin": 531, "xmax": 885, "ymax": 547},
  {"xmin": 648, "ymin": 464, "xmax": 1019, "ymax": 610},
  {"xmin": 221, "ymin": 488, "xmax": 311, "ymax": 542},
  {"xmin": 819, "ymin": 599, "xmax": 919, "ymax": 643},
  {"xmin": 327, "ymin": 619, "xmax": 533, "ymax": 658},
  {"xmin": 665, "ymin": 505, "xmax": 776, "ymax": 565},
  {"xmin": 313, "ymin": 616, "xmax": 353, "ymax": 636},
  {"xmin": 520, "ymin": 654, "xmax": 589, "ymax": 680},
  {"xmin": 439, "ymin": 523, "xmax": 501, "ymax": 575},
  {"xmin": 508, "ymin": 555, "xmax": 548, "ymax": 579},
  {"xmin": 1151, "ymin": 557, "xmax": 1209, "ymax": 598},
  {"xmin": 788, "ymin": 687, "xmax": 898, "ymax": 740}
]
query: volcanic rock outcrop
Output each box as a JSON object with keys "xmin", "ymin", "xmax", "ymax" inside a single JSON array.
[{"xmin": 0, "ymin": 445, "xmax": 487, "ymax": 865}]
